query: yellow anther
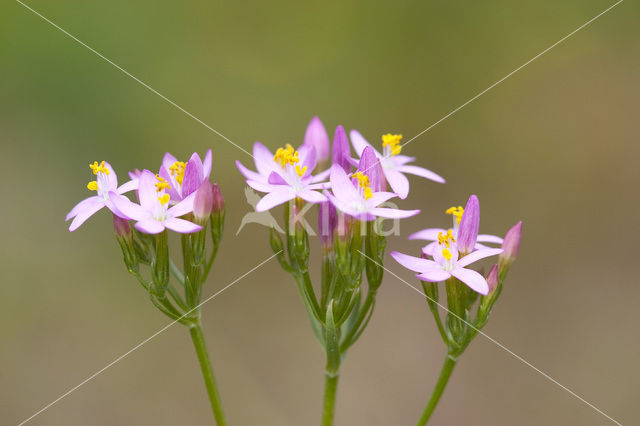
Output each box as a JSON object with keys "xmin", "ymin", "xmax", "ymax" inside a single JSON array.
[
  {"xmin": 87, "ymin": 181, "xmax": 98, "ymax": 191},
  {"xmin": 89, "ymin": 161, "xmax": 110, "ymax": 175},
  {"xmin": 445, "ymin": 205, "xmax": 464, "ymax": 224},
  {"xmin": 353, "ymin": 172, "xmax": 373, "ymax": 200},
  {"xmin": 155, "ymin": 175, "xmax": 171, "ymax": 192},
  {"xmin": 168, "ymin": 161, "xmax": 186, "ymax": 185},
  {"xmin": 382, "ymin": 134, "xmax": 403, "ymax": 156},
  {"xmin": 273, "ymin": 144, "xmax": 300, "ymax": 168},
  {"xmin": 442, "ymin": 248, "xmax": 453, "ymax": 261},
  {"xmin": 295, "ymin": 165, "xmax": 307, "ymax": 178},
  {"xmin": 437, "ymin": 229, "xmax": 456, "ymax": 247},
  {"xmin": 158, "ymin": 193, "xmax": 170, "ymax": 205}
]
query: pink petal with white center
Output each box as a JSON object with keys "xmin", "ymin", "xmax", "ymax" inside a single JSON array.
[
  {"xmin": 247, "ymin": 179, "xmax": 280, "ymax": 193},
  {"xmin": 421, "ymin": 242, "xmax": 437, "ymax": 256},
  {"xmin": 253, "ymin": 142, "xmax": 277, "ymax": 177},
  {"xmin": 409, "ymin": 228, "xmax": 447, "ymax": 241},
  {"xmin": 451, "ymin": 267, "xmax": 490, "ymax": 295},
  {"xmin": 456, "ymin": 248, "xmax": 503, "ymax": 268},
  {"xmin": 116, "ymin": 179, "xmax": 138, "ymax": 195},
  {"xmin": 159, "ymin": 166, "xmax": 181, "ymax": 200},
  {"xmin": 433, "ymin": 243, "xmax": 459, "ymax": 265},
  {"xmin": 297, "ymin": 189, "xmax": 327, "ymax": 204},
  {"xmin": 393, "ymin": 155, "xmax": 416, "ymax": 165},
  {"xmin": 267, "ymin": 171, "xmax": 288, "ymax": 185},
  {"xmin": 326, "ymin": 193, "xmax": 359, "ymax": 217},
  {"xmin": 330, "ymin": 165, "xmax": 359, "ymax": 200},
  {"xmin": 137, "ymin": 170, "xmax": 159, "ymax": 208},
  {"xmin": 390, "ymin": 251, "xmax": 438, "ymax": 272},
  {"xmin": 101, "ymin": 162, "xmax": 119, "ymax": 190},
  {"xmin": 162, "ymin": 152, "xmax": 178, "ymax": 170},
  {"xmin": 236, "ymin": 160, "xmax": 265, "ymax": 182},
  {"xmin": 397, "ymin": 165, "xmax": 445, "ymax": 184},
  {"xmin": 478, "ymin": 234, "xmax": 504, "ymax": 244},
  {"xmin": 349, "ymin": 129, "xmax": 378, "ymax": 158},
  {"xmin": 255, "ymin": 188, "xmax": 295, "ymax": 212},
  {"xmin": 383, "ymin": 168, "xmax": 410, "ymax": 199},
  {"xmin": 298, "ymin": 145, "xmax": 317, "ymax": 173},
  {"xmin": 168, "ymin": 192, "xmax": 196, "ymax": 218},
  {"xmin": 311, "ymin": 168, "xmax": 331, "ymax": 183},
  {"xmin": 417, "ymin": 269, "xmax": 452, "ymax": 283},
  {"xmin": 66, "ymin": 195, "xmax": 102, "ymax": 220},
  {"xmin": 164, "ymin": 217, "xmax": 202, "ymax": 234},
  {"xmin": 68, "ymin": 198, "xmax": 105, "ymax": 231},
  {"xmin": 135, "ymin": 219, "xmax": 165, "ymax": 234},
  {"xmin": 203, "ymin": 149, "xmax": 213, "ymax": 178},
  {"xmin": 367, "ymin": 191, "xmax": 397, "ymax": 207},
  {"xmin": 370, "ymin": 207, "xmax": 420, "ymax": 219},
  {"xmin": 108, "ymin": 192, "xmax": 149, "ymax": 221},
  {"xmin": 182, "ymin": 154, "xmax": 204, "ymax": 197}
]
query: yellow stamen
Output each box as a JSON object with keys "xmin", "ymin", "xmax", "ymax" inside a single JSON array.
[
  {"xmin": 296, "ymin": 165, "xmax": 307, "ymax": 178},
  {"xmin": 437, "ymin": 229, "xmax": 456, "ymax": 247},
  {"xmin": 382, "ymin": 134, "xmax": 403, "ymax": 156},
  {"xmin": 87, "ymin": 181, "xmax": 98, "ymax": 191},
  {"xmin": 442, "ymin": 248, "xmax": 453, "ymax": 261},
  {"xmin": 445, "ymin": 205, "xmax": 464, "ymax": 224},
  {"xmin": 273, "ymin": 144, "xmax": 300, "ymax": 168},
  {"xmin": 353, "ymin": 171, "xmax": 373, "ymax": 200},
  {"xmin": 169, "ymin": 161, "xmax": 186, "ymax": 185},
  {"xmin": 158, "ymin": 193, "xmax": 170, "ymax": 205},
  {"xmin": 89, "ymin": 161, "xmax": 110, "ymax": 175},
  {"xmin": 155, "ymin": 175, "xmax": 171, "ymax": 192}
]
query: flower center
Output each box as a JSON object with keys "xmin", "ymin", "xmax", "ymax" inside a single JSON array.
[
  {"xmin": 442, "ymin": 248, "xmax": 453, "ymax": 261},
  {"xmin": 155, "ymin": 175, "xmax": 172, "ymax": 205},
  {"xmin": 273, "ymin": 144, "xmax": 300, "ymax": 169},
  {"xmin": 169, "ymin": 161, "xmax": 186, "ymax": 185},
  {"xmin": 445, "ymin": 206, "xmax": 464, "ymax": 224},
  {"xmin": 437, "ymin": 230, "xmax": 456, "ymax": 248},
  {"xmin": 382, "ymin": 133, "xmax": 402, "ymax": 156},
  {"xmin": 87, "ymin": 161, "xmax": 109, "ymax": 193},
  {"xmin": 353, "ymin": 171, "xmax": 373, "ymax": 200}
]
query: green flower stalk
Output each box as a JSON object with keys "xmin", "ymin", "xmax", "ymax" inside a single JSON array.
[{"xmin": 66, "ymin": 152, "xmax": 228, "ymax": 425}]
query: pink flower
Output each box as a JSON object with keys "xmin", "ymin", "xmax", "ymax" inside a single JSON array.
[
  {"xmin": 325, "ymin": 164, "xmax": 419, "ymax": 222},
  {"xmin": 236, "ymin": 142, "xmax": 329, "ymax": 212},
  {"xmin": 391, "ymin": 240, "xmax": 503, "ymax": 295},
  {"xmin": 303, "ymin": 116, "xmax": 330, "ymax": 163},
  {"xmin": 65, "ymin": 161, "xmax": 137, "ymax": 232},
  {"xmin": 158, "ymin": 149, "xmax": 212, "ymax": 203},
  {"xmin": 110, "ymin": 170, "xmax": 201, "ymax": 234},
  {"xmin": 349, "ymin": 130, "xmax": 445, "ymax": 199}
]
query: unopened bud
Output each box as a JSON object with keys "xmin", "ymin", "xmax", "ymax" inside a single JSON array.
[
  {"xmin": 193, "ymin": 180, "xmax": 214, "ymax": 221},
  {"xmin": 486, "ymin": 264, "xmax": 499, "ymax": 294},
  {"xmin": 211, "ymin": 183, "xmax": 224, "ymax": 214},
  {"xmin": 457, "ymin": 194, "xmax": 480, "ymax": 254},
  {"xmin": 500, "ymin": 221, "xmax": 522, "ymax": 262},
  {"xmin": 113, "ymin": 214, "xmax": 132, "ymax": 239}
]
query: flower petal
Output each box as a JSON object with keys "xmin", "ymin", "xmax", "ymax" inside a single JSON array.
[
  {"xmin": 299, "ymin": 144, "xmax": 317, "ymax": 173},
  {"xmin": 68, "ymin": 198, "xmax": 105, "ymax": 231},
  {"xmin": 383, "ymin": 168, "xmax": 410, "ymax": 199},
  {"xmin": 478, "ymin": 234, "xmax": 504, "ymax": 244},
  {"xmin": 103, "ymin": 161, "xmax": 118, "ymax": 190},
  {"xmin": 138, "ymin": 170, "xmax": 159, "ymax": 208},
  {"xmin": 417, "ymin": 269, "xmax": 451, "ymax": 282},
  {"xmin": 162, "ymin": 152, "xmax": 178, "ymax": 170},
  {"xmin": 408, "ymin": 228, "xmax": 447, "ymax": 241},
  {"xmin": 330, "ymin": 164, "xmax": 359, "ymax": 201},
  {"xmin": 457, "ymin": 248, "xmax": 503, "ymax": 268},
  {"xmin": 255, "ymin": 188, "xmax": 295, "ymax": 212},
  {"xmin": 297, "ymin": 189, "xmax": 327, "ymax": 204},
  {"xmin": 267, "ymin": 171, "xmax": 288, "ymax": 185},
  {"xmin": 311, "ymin": 168, "xmax": 331, "ymax": 183},
  {"xmin": 253, "ymin": 142, "xmax": 277, "ymax": 177},
  {"xmin": 108, "ymin": 192, "xmax": 149, "ymax": 221},
  {"xmin": 366, "ymin": 191, "xmax": 397, "ymax": 207},
  {"xmin": 163, "ymin": 217, "xmax": 202, "ymax": 234},
  {"xmin": 203, "ymin": 149, "xmax": 213, "ymax": 178},
  {"xmin": 135, "ymin": 219, "xmax": 165, "ymax": 234},
  {"xmin": 397, "ymin": 165, "xmax": 445, "ymax": 184},
  {"xmin": 158, "ymin": 166, "xmax": 181, "ymax": 201},
  {"xmin": 116, "ymin": 179, "xmax": 138, "ymax": 195},
  {"xmin": 332, "ymin": 125, "xmax": 351, "ymax": 172},
  {"xmin": 370, "ymin": 207, "xmax": 419, "ymax": 219},
  {"xmin": 451, "ymin": 267, "xmax": 489, "ymax": 295},
  {"xmin": 421, "ymin": 242, "xmax": 437, "ymax": 256},
  {"xmin": 66, "ymin": 196, "xmax": 102, "ymax": 221},
  {"xmin": 236, "ymin": 160, "xmax": 265, "ymax": 182},
  {"xmin": 168, "ymin": 192, "xmax": 196, "ymax": 218},
  {"xmin": 390, "ymin": 251, "xmax": 438, "ymax": 272},
  {"xmin": 349, "ymin": 129, "xmax": 376, "ymax": 158},
  {"xmin": 182, "ymin": 155, "xmax": 204, "ymax": 197}
]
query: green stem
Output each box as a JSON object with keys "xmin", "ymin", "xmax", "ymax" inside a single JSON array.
[
  {"xmin": 189, "ymin": 320, "xmax": 227, "ymax": 426},
  {"xmin": 322, "ymin": 373, "xmax": 339, "ymax": 426},
  {"xmin": 416, "ymin": 355, "xmax": 457, "ymax": 426}
]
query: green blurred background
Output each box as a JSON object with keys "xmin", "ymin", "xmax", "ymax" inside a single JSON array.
[{"xmin": 1, "ymin": 0, "xmax": 638, "ymax": 424}]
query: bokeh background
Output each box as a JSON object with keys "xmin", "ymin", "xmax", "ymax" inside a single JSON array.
[{"xmin": 1, "ymin": 0, "xmax": 639, "ymax": 425}]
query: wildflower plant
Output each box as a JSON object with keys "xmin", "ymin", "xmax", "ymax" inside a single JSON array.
[{"xmin": 66, "ymin": 150, "xmax": 228, "ymax": 425}]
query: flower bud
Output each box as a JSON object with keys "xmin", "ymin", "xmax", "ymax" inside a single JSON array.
[
  {"xmin": 332, "ymin": 125, "xmax": 351, "ymax": 173},
  {"xmin": 357, "ymin": 146, "xmax": 385, "ymax": 192},
  {"xmin": 193, "ymin": 180, "xmax": 214, "ymax": 222},
  {"xmin": 486, "ymin": 264, "xmax": 499, "ymax": 294},
  {"xmin": 318, "ymin": 201, "xmax": 338, "ymax": 248},
  {"xmin": 113, "ymin": 214, "xmax": 132, "ymax": 239},
  {"xmin": 457, "ymin": 194, "xmax": 480, "ymax": 255},
  {"xmin": 303, "ymin": 116, "xmax": 330, "ymax": 162},
  {"xmin": 211, "ymin": 183, "xmax": 224, "ymax": 214},
  {"xmin": 500, "ymin": 221, "xmax": 522, "ymax": 262}
]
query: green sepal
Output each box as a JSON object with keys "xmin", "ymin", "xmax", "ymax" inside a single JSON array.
[
  {"xmin": 151, "ymin": 231, "xmax": 170, "ymax": 295},
  {"xmin": 325, "ymin": 301, "xmax": 341, "ymax": 377}
]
